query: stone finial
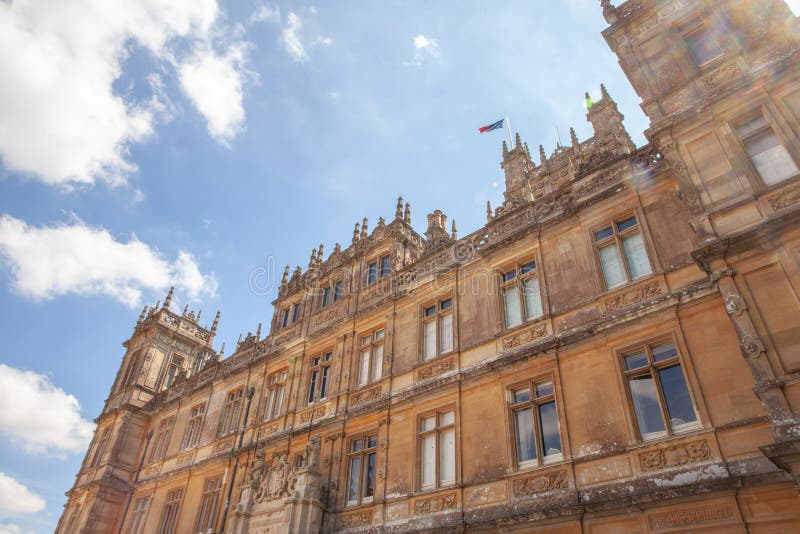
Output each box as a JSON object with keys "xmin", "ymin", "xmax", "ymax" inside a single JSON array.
[
  {"xmin": 153, "ymin": 300, "xmax": 161, "ymax": 312},
  {"xmin": 377, "ymin": 217, "xmax": 385, "ymax": 228},
  {"xmin": 211, "ymin": 310, "xmax": 220, "ymax": 334},
  {"xmin": 486, "ymin": 200, "xmax": 493, "ymax": 223},
  {"xmin": 539, "ymin": 145, "xmax": 548, "ymax": 166},
  {"xmin": 281, "ymin": 265, "xmax": 290, "ymax": 286},
  {"xmin": 256, "ymin": 323, "xmax": 262, "ymax": 341},
  {"xmin": 163, "ymin": 286, "xmax": 174, "ymax": 309},
  {"xmin": 361, "ymin": 217, "xmax": 369, "ymax": 238},
  {"xmin": 395, "ymin": 196, "xmax": 404, "ymax": 220},
  {"xmin": 292, "ymin": 266, "xmax": 302, "ymax": 280},
  {"xmin": 404, "ymin": 202, "xmax": 411, "ymax": 225},
  {"xmin": 183, "ymin": 304, "xmax": 189, "ymax": 316},
  {"xmin": 317, "ymin": 244, "xmax": 324, "ymax": 264},
  {"xmin": 308, "ymin": 248, "xmax": 317, "ymax": 268},
  {"xmin": 218, "ymin": 342, "xmax": 226, "ymax": 360},
  {"xmin": 137, "ymin": 305, "xmax": 148, "ymax": 324},
  {"xmin": 570, "ymin": 127, "xmax": 580, "ymax": 150},
  {"xmin": 451, "ymin": 219, "xmax": 458, "ymax": 240},
  {"xmin": 600, "ymin": 83, "xmax": 612, "ymax": 101},
  {"xmin": 601, "ymin": 0, "xmax": 618, "ymax": 25},
  {"xmin": 502, "ymin": 140, "xmax": 509, "ymax": 158},
  {"xmin": 524, "ymin": 142, "xmax": 531, "ymax": 160},
  {"xmin": 333, "ymin": 243, "xmax": 341, "ymax": 255},
  {"xmin": 196, "ymin": 310, "xmax": 201, "ymax": 323},
  {"xmin": 515, "ymin": 132, "xmax": 522, "ymax": 149},
  {"xmin": 352, "ymin": 222, "xmax": 360, "ymax": 244}
]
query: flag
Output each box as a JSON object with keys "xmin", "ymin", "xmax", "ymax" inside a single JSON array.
[
  {"xmin": 479, "ymin": 119, "xmax": 504, "ymax": 133},
  {"xmin": 585, "ymin": 93, "xmax": 594, "ymax": 109}
]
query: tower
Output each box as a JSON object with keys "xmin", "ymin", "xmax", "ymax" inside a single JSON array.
[{"xmin": 57, "ymin": 289, "xmax": 219, "ymax": 533}]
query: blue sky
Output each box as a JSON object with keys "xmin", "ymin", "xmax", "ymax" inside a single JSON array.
[{"xmin": 4, "ymin": 1, "xmax": 794, "ymax": 532}]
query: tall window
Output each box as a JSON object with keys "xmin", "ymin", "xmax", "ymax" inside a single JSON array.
[
  {"xmin": 158, "ymin": 488, "xmax": 183, "ymax": 534},
  {"xmin": 89, "ymin": 426, "xmax": 111, "ymax": 468},
  {"xmin": 501, "ymin": 260, "xmax": 543, "ymax": 328},
  {"xmin": 181, "ymin": 404, "xmax": 205, "ymax": 450},
  {"xmin": 162, "ymin": 355, "xmax": 184, "ymax": 389},
  {"xmin": 264, "ymin": 370, "xmax": 288, "ymax": 420},
  {"xmin": 148, "ymin": 416, "xmax": 175, "ymax": 463},
  {"xmin": 367, "ymin": 255, "xmax": 391, "ymax": 285},
  {"xmin": 418, "ymin": 409, "xmax": 455, "ymax": 489},
  {"xmin": 307, "ymin": 352, "xmax": 332, "ymax": 404},
  {"xmin": 423, "ymin": 298, "xmax": 454, "ymax": 360},
  {"xmin": 280, "ymin": 303, "xmax": 301, "ymax": 328},
  {"xmin": 509, "ymin": 379, "xmax": 562, "ymax": 466},
  {"xmin": 333, "ymin": 280, "xmax": 343, "ymax": 302},
  {"xmin": 346, "ymin": 434, "xmax": 377, "ymax": 506},
  {"xmin": 622, "ymin": 341, "xmax": 699, "ymax": 440},
  {"xmin": 128, "ymin": 495, "xmax": 150, "ymax": 534},
  {"xmin": 280, "ymin": 307, "xmax": 290, "ymax": 328},
  {"xmin": 321, "ymin": 285, "xmax": 332, "ymax": 308},
  {"xmin": 736, "ymin": 113, "xmax": 799, "ymax": 186},
  {"xmin": 594, "ymin": 215, "xmax": 652, "ymax": 289},
  {"xmin": 683, "ymin": 21, "xmax": 723, "ymax": 67},
  {"xmin": 292, "ymin": 303, "xmax": 300, "ymax": 322},
  {"xmin": 357, "ymin": 328, "xmax": 384, "ymax": 387},
  {"xmin": 195, "ymin": 477, "xmax": 223, "ymax": 534},
  {"xmin": 191, "ymin": 351, "xmax": 207, "ymax": 376},
  {"xmin": 218, "ymin": 389, "xmax": 244, "ymax": 437}
]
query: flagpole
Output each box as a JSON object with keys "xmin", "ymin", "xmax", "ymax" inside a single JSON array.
[{"xmin": 505, "ymin": 115, "xmax": 514, "ymax": 149}]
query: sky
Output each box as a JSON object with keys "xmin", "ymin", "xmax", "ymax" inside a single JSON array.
[{"xmin": 0, "ymin": 1, "xmax": 796, "ymax": 532}]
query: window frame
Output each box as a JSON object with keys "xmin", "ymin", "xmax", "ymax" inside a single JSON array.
[
  {"xmin": 148, "ymin": 415, "xmax": 175, "ymax": 463},
  {"xmin": 217, "ymin": 388, "xmax": 245, "ymax": 437},
  {"xmin": 366, "ymin": 254, "xmax": 391, "ymax": 286},
  {"xmin": 733, "ymin": 109, "xmax": 800, "ymax": 189},
  {"xmin": 128, "ymin": 494, "xmax": 151, "ymax": 534},
  {"xmin": 421, "ymin": 297, "xmax": 454, "ymax": 361},
  {"xmin": 619, "ymin": 338, "xmax": 701, "ymax": 442},
  {"xmin": 264, "ymin": 369, "xmax": 289, "ymax": 421},
  {"xmin": 345, "ymin": 433, "xmax": 378, "ymax": 507},
  {"xmin": 592, "ymin": 212, "xmax": 654, "ymax": 290},
  {"xmin": 89, "ymin": 425, "xmax": 112, "ymax": 468},
  {"xmin": 508, "ymin": 377, "xmax": 563, "ymax": 469},
  {"xmin": 499, "ymin": 258, "xmax": 544, "ymax": 329},
  {"xmin": 180, "ymin": 403, "xmax": 206, "ymax": 450},
  {"xmin": 307, "ymin": 351, "xmax": 333, "ymax": 405},
  {"xmin": 416, "ymin": 407, "xmax": 457, "ymax": 490},
  {"xmin": 194, "ymin": 476, "xmax": 223, "ymax": 534},
  {"xmin": 162, "ymin": 354, "xmax": 185, "ymax": 390},
  {"xmin": 681, "ymin": 18, "xmax": 724, "ymax": 69},
  {"xmin": 355, "ymin": 327, "xmax": 385, "ymax": 387},
  {"xmin": 158, "ymin": 487, "xmax": 183, "ymax": 534}
]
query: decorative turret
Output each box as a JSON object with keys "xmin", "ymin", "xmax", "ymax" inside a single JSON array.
[
  {"xmin": 137, "ymin": 305, "xmax": 148, "ymax": 325},
  {"xmin": 163, "ymin": 286, "xmax": 174, "ymax": 310},
  {"xmin": 360, "ymin": 218, "xmax": 369, "ymax": 239},
  {"xmin": 211, "ymin": 310, "xmax": 220, "ymax": 334},
  {"xmin": 586, "ymin": 84, "xmax": 635, "ymax": 153},
  {"xmin": 501, "ymin": 132, "xmax": 534, "ymax": 195},
  {"xmin": 404, "ymin": 202, "xmax": 411, "ymax": 225},
  {"xmin": 352, "ymin": 223, "xmax": 360, "ymax": 244},
  {"xmin": 451, "ymin": 219, "xmax": 457, "ymax": 240},
  {"xmin": 308, "ymin": 248, "xmax": 317, "ymax": 269},
  {"xmin": 425, "ymin": 210, "xmax": 452, "ymax": 249},
  {"xmin": 570, "ymin": 127, "xmax": 580, "ymax": 151},
  {"xmin": 395, "ymin": 196, "xmax": 404, "ymax": 220},
  {"xmin": 317, "ymin": 244, "xmax": 324, "ymax": 265},
  {"xmin": 486, "ymin": 200, "xmax": 493, "ymax": 223}
]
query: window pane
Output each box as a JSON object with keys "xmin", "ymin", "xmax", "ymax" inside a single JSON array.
[
  {"xmin": 736, "ymin": 115, "xmax": 769, "ymax": 137},
  {"xmin": 616, "ymin": 216, "xmax": 638, "ymax": 232},
  {"xmin": 622, "ymin": 233, "xmax": 652, "ymax": 279},
  {"xmin": 364, "ymin": 451, "xmax": 376, "ymax": 498},
  {"xmin": 514, "ymin": 408, "xmax": 537, "ymax": 463},
  {"xmin": 421, "ymin": 416, "xmax": 436, "ymax": 432},
  {"xmin": 503, "ymin": 286, "xmax": 523, "ymax": 328},
  {"xmin": 308, "ymin": 370, "xmax": 318, "ymax": 404},
  {"xmin": 423, "ymin": 321, "xmax": 436, "ymax": 359},
  {"xmin": 421, "ymin": 434, "xmax": 436, "ymax": 487},
  {"xmin": 520, "ymin": 260, "xmax": 536, "ymax": 274},
  {"xmin": 439, "ymin": 428, "xmax": 455, "ymax": 483},
  {"xmin": 351, "ymin": 439, "xmax": 363, "ymax": 452},
  {"xmin": 424, "ymin": 305, "xmax": 436, "ymax": 317},
  {"xmin": 502, "ymin": 269, "xmax": 517, "ymax": 282},
  {"xmin": 513, "ymin": 388, "xmax": 531, "ymax": 404},
  {"xmin": 322, "ymin": 287, "xmax": 331, "ymax": 307},
  {"xmin": 652, "ymin": 342, "xmax": 678, "ymax": 362},
  {"xmin": 629, "ymin": 374, "xmax": 666, "ymax": 436},
  {"xmin": 685, "ymin": 28, "xmax": 722, "ymax": 66},
  {"xmin": 380, "ymin": 256, "xmax": 391, "ymax": 277},
  {"xmin": 522, "ymin": 277, "xmax": 543, "ymax": 319},
  {"xmin": 333, "ymin": 281, "xmax": 342, "ymax": 301},
  {"xmin": 624, "ymin": 351, "xmax": 648, "ymax": 370},
  {"xmin": 320, "ymin": 366, "xmax": 329, "ymax": 398},
  {"xmin": 374, "ymin": 329, "xmax": 384, "ymax": 340},
  {"xmin": 358, "ymin": 350, "xmax": 370, "ymax": 386},
  {"xmin": 747, "ymin": 133, "xmax": 799, "ymax": 185},
  {"xmin": 371, "ymin": 345, "xmax": 383, "ymax": 381},
  {"xmin": 599, "ymin": 244, "xmax": 626, "ymax": 287},
  {"xmin": 535, "ymin": 382, "xmax": 554, "ymax": 398},
  {"xmin": 439, "ymin": 314, "xmax": 453, "ymax": 353},
  {"xmin": 440, "ymin": 298, "xmax": 452, "ymax": 310},
  {"xmin": 440, "ymin": 410, "xmax": 455, "ymax": 426},
  {"xmin": 538, "ymin": 401, "xmax": 562, "ymax": 457},
  {"xmin": 347, "ymin": 457, "xmax": 361, "ymax": 502},
  {"xmin": 273, "ymin": 384, "xmax": 285, "ymax": 417},
  {"xmin": 658, "ymin": 365, "xmax": 698, "ymax": 430},
  {"xmin": 367, "ymin": 436, "xmax": 377, "ymax": 448},
  {"xmin": 368, "ymin": 263, "xmax": 377, "ymax": 284},
  {"xmin": 594, "ymin": 226, "xmax": 614, "ymax": 241}
]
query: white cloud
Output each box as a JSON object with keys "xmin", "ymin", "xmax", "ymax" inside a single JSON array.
[
  {"xmin": 0, "ymin": 364, "xmax": 94, "ymax": 458},
  {"xmin": 312, "ymin": 35, "xmax": 334, "ymax": 47},
  {"xmin": 404, "ymin": 34, "xmax": 441, "ymax": 67},
  {"xmin": 282, "ymin": 12, "xmax": 309, "ymax": 62},
  {"xmin": 179, "ymin": 44, "xmax": 250, "ymax": 143},
  {"xmin": 0, "ymin": 524, "xmax": 35, "ymax": 534},
  {"xmin": 0, "ymin": 214, "xmax": 217, "ymax": 307},
  {"xmin": 0, "ymin": 0, "xmax": 250, "ymax": 189},
  {"xmin": 250, "ymin": 3, "xmax": 280, "ymax": 24},
  {"xmin": 0, "ymin": 473, "xmax": 45, "ymax": 516},
  {"xmin": 787, "ymin": 0, "xmax": 800, "ymax": 16}
]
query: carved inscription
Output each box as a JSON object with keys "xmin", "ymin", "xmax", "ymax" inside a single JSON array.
[
  {"xmin": 339, "ymin": 510, "xmax": 373, "ymax": 528},
  {"xmin": 350, "ymin": 386, "xmax": 382, "ymax": 407},
  {"xmin": 639, "ymin": 439, "xmax": 711, "ymax": 472},
  {"xmin": 512, "ymin": 470, "xmax": 568, "ymax": 497},
  {"xmin": 502, "ymin": 323, "xmax": 547, "ymax": 350},
  {"xmin": 649, "ymin": 504, "xmax": 733, "ymax": 530},
  {"xmin": 416, "ymin": 357, "xmax": 456, "ymax": 381},
  {"xmin": 414, "ymin": 492, "xmax": 457, "ymax": 514}
]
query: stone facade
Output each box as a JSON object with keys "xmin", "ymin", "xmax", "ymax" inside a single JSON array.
[{"xmin": 57, "ymin": 1, "xmax": 800, "ymax": 533}]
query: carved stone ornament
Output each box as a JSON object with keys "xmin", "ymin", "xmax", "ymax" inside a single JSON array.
[
  {"xmin": 350, "ymin": 386, "xmax": 382, "ymax": 407},
  {"xmin": 740, "ymin": 335, "xmax": 766, "ymax": 358},
  {"xmin": 502, "ymin": 323, "xmax": 547, "ymax": 350},
  {"xmin": 648, "ymin": 503, "xmax": 733, "ymax": 530},
  {"xmin": 414, "ymin": 492, "xmax": 457, "ymax": 514},
  {"xmin": 512, "ymin": 470, "xmax": 568, "ymax": 497},
  {"xmin": 339, "ymin": 510, "xmax": 373, "ymax": 528},
  {"xmin": 638, "ymin": 439, "xmax": 711, "ymax": 472},
  {"xmin": 417, "ymin": 356, "xmax": 456, "ymax": 381},
  {"xmin": 253, "ymin": 452, "xmax": 294, "ymax": 503},
  {"xmin": 768, "ymin": 183, "xmax": 800, "ymax": 211},
  {"xmin": 724, "ymin": 294, "xmax": 744, "ymax": 317},
  {"xmin": 605, "ymin": 281, "xmax": 662, "ymax": 313}
]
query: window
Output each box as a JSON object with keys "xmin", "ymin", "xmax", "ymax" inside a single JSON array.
[
  {"xmin": 333, "ymin": 280, "xmax": 343, "ymax": 302},
  {"xmin": 367, "ymin": 255, "xmax": 391, "ymax": 285},
  {"xmin": 683, "ymin": 21, "xmax": 723, "ymax": 67},
  {"xmin": 181, "ymin": 404, "xmax": 205, "ymax": 450},
  {"xmin": 422, "ymin": 298, "xmax": 454, "ymax": 360},
  {"xmin": 158, "ymin": 488, "xmax": 183, "ymax": 534},
  {"xmin": 281, "ymin": 303, "xmax": 301, "ymax": 328},
  {"xmin": 307, "ymin": 352, "xmax": 332, "ymax": 404},
  {"xmin": 509, "ymin": 379, "xmax": 562, "ymax": 466},
  {"xmin": 89, "ymin": 426, "xmax": 111, "ymax": 468},
  {"xmin": 191, "ymin": 351, "xmax": 207, "ymax": 376},
  {"xmin": 357, "ymin": 328, "xmax": 384, "ymax": 387},
  {"xmin": 418, "ymin": 409, "xmax": 456, "ymax": 489},
  {"xmin": 148, "ymin": 416, "xmax": 175, "ymax": 463},
  {"xmin": 736, "ymin": 113, "xmax": 799, "ymax": 186},
  {"xmin": 195, "ymin": 477, "xmax": 223, "ymax": 534},
  {"xmin": 218, "ymin": 389, "xmax": 244, "ymax": 437},
  {"xmin": 292, "ymin": 303, "xmax": 300, "ymax": 322},
  {"xmin": 280, "ymin": 307, "xmax": 290, "ymax": 328},
  {"xmin": 501, "ymin": 260, "xmax": 543, "ymax": 328},
  {"xmin": 594, "ymin": 215, "xmax": 652, "ymax": 289},
  {"xmin": 162, "ymin": 355, "xmax": 184, "ymax": 389},
  {"xmin": 622, "ymin": 341, "xmax": 699, "ymax": 440},
  {"xmin": 346, "ymin": 434, "xmax": 377, "ymax": 506},
  {"xmin": 128, "ymin": 495, "xmax": 150, "ymax": 534},
  {"xmin": 264, "ymin": 370, "xmax": 288, "ymax": 420},
  {"xmin": 321, "ymin": 285, "xmax": 332, "ymax": 308}
]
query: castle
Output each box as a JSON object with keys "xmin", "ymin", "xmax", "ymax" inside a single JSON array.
[{"xmin": 57, "ymin": 1, "xmax": 800, "ymax": 532}]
